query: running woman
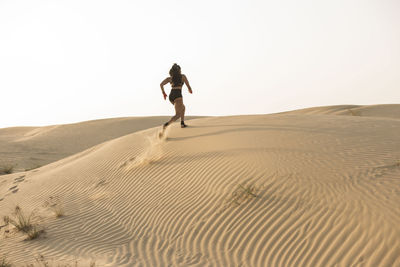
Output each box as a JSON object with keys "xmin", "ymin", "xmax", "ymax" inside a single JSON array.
[{"xmin": 160, "ymin": 63, "xmax": 193, "ymax": 129}]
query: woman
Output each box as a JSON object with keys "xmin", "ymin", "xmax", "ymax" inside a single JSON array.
[{"xmin": 160, "ymin": 63, "xmax": 193, "ymax": 129}]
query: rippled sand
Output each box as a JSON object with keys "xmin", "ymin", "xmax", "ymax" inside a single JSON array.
[{"xmin": 0, "ymin": 105, "xmax": 399, "ymax": 266}]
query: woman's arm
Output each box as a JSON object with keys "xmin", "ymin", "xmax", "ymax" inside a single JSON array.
[
  {"xmin": 160, "ymin": 77, "xmax": 170, "ymax": 99},
  {"xmin": 182, "ymin": 74, "xmax": 193, "ymax": 94}
]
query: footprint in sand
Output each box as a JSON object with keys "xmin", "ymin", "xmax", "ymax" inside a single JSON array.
[
  {"xmin": 120, "ymin": 157, "xmax": 136, "ymax": 168},
  {"xmin": 14, "ymin": 175, "xmax": 25, "ymax": 183},
  {"xmin": 8, "ymin": 185, "xmax": 19, "ymax": 194},
  {"xmin": 96, "ymin": 179, "xmax": 108, "ymax": 187},
  {"xmin": 9, "ymin": 185, "xmax": 18, "ymax": 191},
  {"xmin": 0, "ymin": 198, "xmax": 3, "ymax": 202}
]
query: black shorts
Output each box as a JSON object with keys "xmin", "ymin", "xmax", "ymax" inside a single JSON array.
[{"xmin": 169, "ymin": 89, "xmax": 182, "ymax": 104}]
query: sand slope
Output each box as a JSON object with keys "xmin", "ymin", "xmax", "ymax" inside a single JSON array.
[
  {"xmin": 282, "ymin": 104, "xmax": 400, "ymax": 119},
  {"xmin": 0, "ymin": 106, "xmax": 399, "ymax": 266},
  {"xmin": 0, "ymin": 116, "xmax": 201, "ymax": 172}
]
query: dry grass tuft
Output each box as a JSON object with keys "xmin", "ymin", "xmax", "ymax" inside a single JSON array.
[
  {"xmin": 54, "ymin": 207, "xmax": 65, "ymax": 218},
  {"xmin": 25, "ymin": 226, "xmax": 45, "ymax": 241},
  {"xmin": 3, "ymin": 206, "xmax": 44, "ymax": 240},
  {"xmin": 229, "ymin": 183, "xmax": 259, "ymax": 206},
  {"xmin": 44, "ymin": 197, "xmax": 65, "ymax": 218},
  {"xmin": 0, "ymin": 256, "xmax": 12, "ymax": 267},
  {"xmin": 7, "ymin": 206, "xmax": 33, "ymax": 233}
]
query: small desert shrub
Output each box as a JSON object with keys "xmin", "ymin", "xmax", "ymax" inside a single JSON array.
[
  {"xmin": 229, "ymin": 183, "xmax": 259, "ymax": 206},
  {"xmin": 3, "ymin": 215, "xmax": 10, "ymax": 225},
  {"xmin": 44, "ymin": 197, "xmax": 65, "ymax": 218},
  {"xmin": 0, "ymin": 165, "xmax": 14, "ymax": 175},
  {"xmin": 26, "ymin": 226, "xmax": 45, "ymax": 241},
  {"xmin": 53, "ymin": 206, "xmax": 65, "ymax": 218},
  {"xmin": 7, "ymin": 206, "xmax": 33, "ymax": 233},
  {"xmin": 0, "ymin": 256, "xmax": 12, "ymax": 267},
  {"xmin": 4, "ymin": 206, "xmax": 44, "ymax": 240}
]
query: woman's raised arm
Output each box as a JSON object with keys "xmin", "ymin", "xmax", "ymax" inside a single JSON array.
[{"xmin": 182, "ymin": 74, "xmax": 192, "ymax": 94}]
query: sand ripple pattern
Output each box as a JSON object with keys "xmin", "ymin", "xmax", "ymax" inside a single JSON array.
[{"xmin": 0, "ymin": 114, "xmax": 399, "ymax": 266}]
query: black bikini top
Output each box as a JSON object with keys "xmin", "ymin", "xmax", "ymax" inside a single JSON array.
[
  {"xmin": 171, "ymin": 82, "xmax": 183, "ymax": 87},
  {"xmin": 171, "ymin": 75, "xmax": 183, "ymax": 87}
]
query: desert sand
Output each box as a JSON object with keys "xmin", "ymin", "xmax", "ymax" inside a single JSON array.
[
  {"xmin": 0, "ymin": 116, "xmax": 201, "ymax": 172},
  {"xmin": 0, "ymin": 105, "xmax": 399, "ymax": 266}
]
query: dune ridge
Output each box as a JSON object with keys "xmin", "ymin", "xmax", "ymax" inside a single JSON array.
[
  {"xmin": 0, "ymin": 105, "xmax": 399, "ymax": 266},
  {"xmin": 281, "ymin": 104, "xmax": 400, "ymax": 119},
  {"xmin": 0, "ymin": 116, "xmax": 202, "ymax": 172}
]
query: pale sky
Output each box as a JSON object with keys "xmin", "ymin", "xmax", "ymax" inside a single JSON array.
[{"xmin": 1, "ymin": 0, "xmax": 399, "ymax": 127}]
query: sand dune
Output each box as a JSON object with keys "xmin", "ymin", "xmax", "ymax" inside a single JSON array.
[
  {"xmin": 0, "ymin": 116, "xmax": 201, "ymax": 172},
  {"xmin": 0, "ymin": 105, "xmax": 399, "ymax": 266},
  {"xmin": 282, "ymin": 104, "xmax": 400, "ymax": 119}
]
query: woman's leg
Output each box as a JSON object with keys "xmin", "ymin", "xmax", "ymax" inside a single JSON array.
[
  {"xmin": 180, "ymin": 103, "xmax": 185, "ymax": 122},
  {"xmin": 166, "ymin": 98, "xmax": 183, "ymax": 125}
]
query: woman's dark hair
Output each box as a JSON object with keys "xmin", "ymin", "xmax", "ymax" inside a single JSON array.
[{"xmin": 169, "ymin": 63, "xmax": 182, "ymax": 87}]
